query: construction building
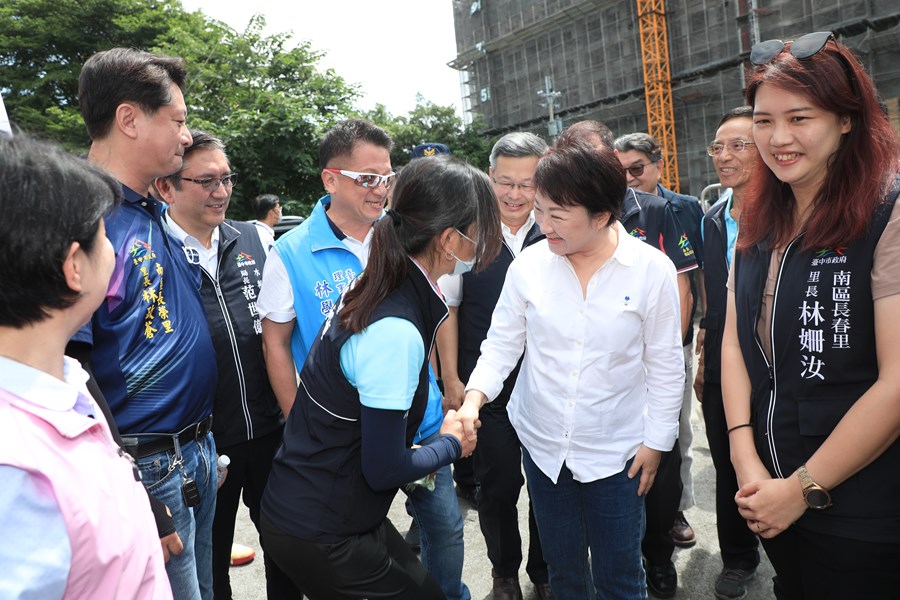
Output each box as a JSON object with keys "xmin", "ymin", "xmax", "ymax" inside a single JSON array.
[{"xmin": 450, "ymin": 0, "xmax": 900, "ymax": 197}]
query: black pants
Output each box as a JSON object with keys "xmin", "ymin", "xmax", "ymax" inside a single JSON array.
[
  {"xmin": 473, "ymin": 400, "xmax": 548, "ymax": 583},
  {"xmin": 260, "ymin": 515, "xmax": 445, "ymax": 600},
  {"xmin": 641, "ymin": 444, "xmax": 682, "ymax": 567},
  {"xmin": 762, "ymin": 525, "xmax": 900, "ymax": 599},
  {"xmin": 212, "ymin": 427, "xmax": 303, "ymax": 600},
  {"xmin": 701, "ymin": 381, "xmax": 760, "ymax": 570},
  {"xmin": 452, "ymin": 455, "xmax": 477, "ymax": 489}
]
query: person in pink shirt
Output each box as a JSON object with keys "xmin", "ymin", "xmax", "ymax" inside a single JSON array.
[{"xmin": 0, "ymin": 135, "xmax": 172, "ymax": 599}]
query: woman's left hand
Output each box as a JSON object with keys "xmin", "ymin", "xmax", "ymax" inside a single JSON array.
[
  {"xmin": 735, "ymin": 475, "xmax": 807, "ymax": 539},
  {"xmin": 628, "ymin": 445, "xmax": 662, "ymax": 496}
]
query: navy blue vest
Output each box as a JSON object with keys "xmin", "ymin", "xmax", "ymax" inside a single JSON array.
[
  {"xmin": 733, "ymin": 182, "xmax": 900, "ymax": 542},
  {"xmin": 456, "ymin": 222, "xmax": 544, "ymax": 405},
  {"xmin": 201, "ymin": 220, "xmax": 283, "ymax": 448},
  {"xmin": 262, "ymin": 259, "xmax": 448, "ymax": 543},
  {"xmin": 700, "ymin": 198, "xmax": 730, "ymax": 384}
]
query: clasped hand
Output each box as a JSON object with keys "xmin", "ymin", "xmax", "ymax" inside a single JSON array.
[
  {"xmin": 734, "ymin": 472, "xmax": 806, "ymax": 539},
  {"xmin": 440, "ymin": 409, "xmax": 478, "ymax": 458}
]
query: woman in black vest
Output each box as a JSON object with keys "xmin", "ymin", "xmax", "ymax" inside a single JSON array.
[
  {"xmin": 260, "ymin": 155, "xmax": 501, "ymax": 599},
  {"xmin": 721, "ymin": 32, "xmax": 900, "ymax": 598}
]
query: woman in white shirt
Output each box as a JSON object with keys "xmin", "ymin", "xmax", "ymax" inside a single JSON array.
[{"xmin": 458, "ymin": 140, "xmax": 684, "ymax": 600}]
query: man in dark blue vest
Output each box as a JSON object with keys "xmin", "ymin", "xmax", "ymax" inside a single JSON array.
[
  {"xmin": 615, "ymin": 133, "xmax": 705, "ymax": 555},
  {"xmin": 693, "ymin": 107, "xmax": 761, "ymax": 600},
  {"xmin": 154, "ymin": 131, "xmax": 300, "ymax": 600},
  {"xmin": 437, "ymin": 132, "xmax": 553, "ymax": 600}
]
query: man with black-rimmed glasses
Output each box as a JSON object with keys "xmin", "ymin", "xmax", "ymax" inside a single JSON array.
[{"xmin": 155, "ymin": 130, "xmax": 301, "ymax": 600}]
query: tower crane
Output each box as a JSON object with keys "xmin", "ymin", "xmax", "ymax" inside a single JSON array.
[{"xmin": 636, "ymin": 0, "xmax": 681, "ymax": 192}]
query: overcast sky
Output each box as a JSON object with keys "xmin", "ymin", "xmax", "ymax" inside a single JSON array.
[{"xmin": 180, "ymin": 0, "xmax": 463, "ymax": 117}]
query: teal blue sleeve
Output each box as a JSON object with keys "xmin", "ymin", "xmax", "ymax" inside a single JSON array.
[{"xmin": 340, "ymin": 317, "xmax": 425, "ymax": 411}]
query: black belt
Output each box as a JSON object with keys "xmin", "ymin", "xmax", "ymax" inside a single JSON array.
[{"xmin": 124, "ymin": 415, "xmax": 214, "ymax": 459}]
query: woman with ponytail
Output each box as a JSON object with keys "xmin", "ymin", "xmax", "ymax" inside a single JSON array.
[{"xmin": 260, "ymin": 155, "xmax": 501, "ymax": 599}]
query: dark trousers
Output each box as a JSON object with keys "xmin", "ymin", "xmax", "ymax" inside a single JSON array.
[
  {"xmin": 260, "ymin": 515, "xmax": 444, "ymax": 600},
  {"xmin": 701, "ymin": 381, "xmax": 760, "ymax": 570},
  {"xmin": 474, "ymin": 400, "xmax": 548, "ymax": 583},
  {"xmin": 641, "ymin": 445, "xmax": 682, "ymax": 567},
  {"xmin": 452, "ymin": 455, "xmax": 477, "ymax": 489},
  {"xmin": 212, "ymin": 427, "xmax": 303, "ymax": 600},
  {"xmin": 762, "ymin": 526, "xmax": 900, "ymax": 599}
]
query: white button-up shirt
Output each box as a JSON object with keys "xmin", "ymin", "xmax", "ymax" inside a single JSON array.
[
  {"xmin": 164, "ymin": 212, "xmax": 220, "ymax": 276},
  {"xmin": 466, "ymin": 223, "xmax": 684, "ymax": 483}
]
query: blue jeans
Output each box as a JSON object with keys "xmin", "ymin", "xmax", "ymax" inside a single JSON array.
[
  {"xmin": 523, "ymin": 449, "xmax": 647, "ymax": 600},
  {"xmin": 405, "ymin": 433, "xmax": 471, "ymax": 600},
  {"xmin": 137, "ymin": 432, "xmax": 217, "ymax": 600}
]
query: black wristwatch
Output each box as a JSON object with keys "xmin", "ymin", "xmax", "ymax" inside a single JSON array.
[{"xmin": 797, "ymin": 464, "xmax": 832, "ymax": 510}]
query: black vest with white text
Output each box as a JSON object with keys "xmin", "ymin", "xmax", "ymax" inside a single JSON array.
[{"xmin": 733, "ymin": 181, "xmax": 900, "ymax": 542}]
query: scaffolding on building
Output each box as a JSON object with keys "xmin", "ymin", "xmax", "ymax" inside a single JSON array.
[{"xmin": 449, "ymin": 0, "xmax": 900, "ymax": 197}]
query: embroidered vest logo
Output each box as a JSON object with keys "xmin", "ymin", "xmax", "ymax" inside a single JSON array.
[
  {"xmin": 129, "ymin": 239, "xmax": 156, "ymax": 265},
  {"xmin": 678, "ymin": 233, "xmax": 695, "ymax": 258},
  {"xmin": 235, "ymin": 251, "xmax": 257, "ymax": 267},
  {"xmin": 811, "ymin": 246, "xmax": 847, "ymax": 267},
  {"xmin": 629, "ymin": 227, "xmax": 647, "ymax": 241},
  {"xmin": 799, "ymin": 246, "xmax": 852, "ymax": 381}
]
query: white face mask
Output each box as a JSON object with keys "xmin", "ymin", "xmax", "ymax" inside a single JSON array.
[{"xmin": 451, "ymin": 252, "xmax": 476, "ymax": 276}]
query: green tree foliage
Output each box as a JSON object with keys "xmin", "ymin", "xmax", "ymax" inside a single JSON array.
[
  {"xmin": 0, "ymin": 0, "xmax": 495, "ymax": 219},
  {"xmin": 0, "ymin": 0, "xmax": 359, "ymax": 217},
  {"xmin": 360, "ymin": 95, "xmax": 494, "ymax": 171},
  {"xmin": 165, "ymin": 14, "xmax": 360, "ymax": 218},
  {"xmin": 0, "ymin": 0, "xmax": 176, "ymax": 149}
]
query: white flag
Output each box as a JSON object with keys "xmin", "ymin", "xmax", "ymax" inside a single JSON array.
[{"xmin": 0, "ymin": 91, "xmax": 12, "ymax": 136}]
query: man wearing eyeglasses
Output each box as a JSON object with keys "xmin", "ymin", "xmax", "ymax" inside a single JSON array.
[
  {"xmin": 258, "ymin": 119, "xmax": 394, "ymax": 417},
  {"xmin": 615, "ymin": 132, "xmax": 705, "ymax": 554},
  {"xmin": 437, "ymin": 132, "xmax": 554, "ymax": 600},
  {"xmin": 154, "ymin": 130, "xmax": 300, "ymax": 600},
  {"xmin": 694, "ymin": 107, "xmax": 762, "ymax": 600}
]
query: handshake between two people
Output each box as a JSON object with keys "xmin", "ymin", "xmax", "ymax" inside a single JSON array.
[{"xmin": 438, "ymin": 389, "xmax": 488, "ymax": 459}]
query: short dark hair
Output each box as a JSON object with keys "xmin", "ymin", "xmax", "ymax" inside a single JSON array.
[
  {"xmin": 165, "ymin": 129, "xmax": 227, "ymax": 191},
  {"xmin": 340, "ymin": 155, "xmax": 502, "ymax": 333},
  {"xmin": 613, "ymin": 132, "xmax": 663, "ymax": 163},
  {"xmin": 0, "ymin": 135, "xmax": 121, "ymax": 327},
  {"xmin": 318, "ymin": 119, "xmax": 393, "ymax": 169},
  {"xmin": 535, "ymin": 139, "xmax": 624, "ymax": 227},
  {"xmin": 251, "ymin": 194, "xmax": 281, "ymax": 220},
  {"xmin": 78, "ymin": 47, "xmax": 187, "ymax": 141},
  {"xmin": 718, "ymin": 106, "xmax": 754, "ymax": 128},
  {"xmin": 558, "ymin": 120, "xmax": 616, "ymax": 149}
]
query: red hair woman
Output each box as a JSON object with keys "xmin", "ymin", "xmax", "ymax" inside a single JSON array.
[{"xmin": 722, "ymin": 31, "xmax": 900, "ymax": 598}]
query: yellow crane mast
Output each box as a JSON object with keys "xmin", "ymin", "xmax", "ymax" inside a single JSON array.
[{"xmin": 636, "ymin": 0, "xmax": 680, "ymax": 192}]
